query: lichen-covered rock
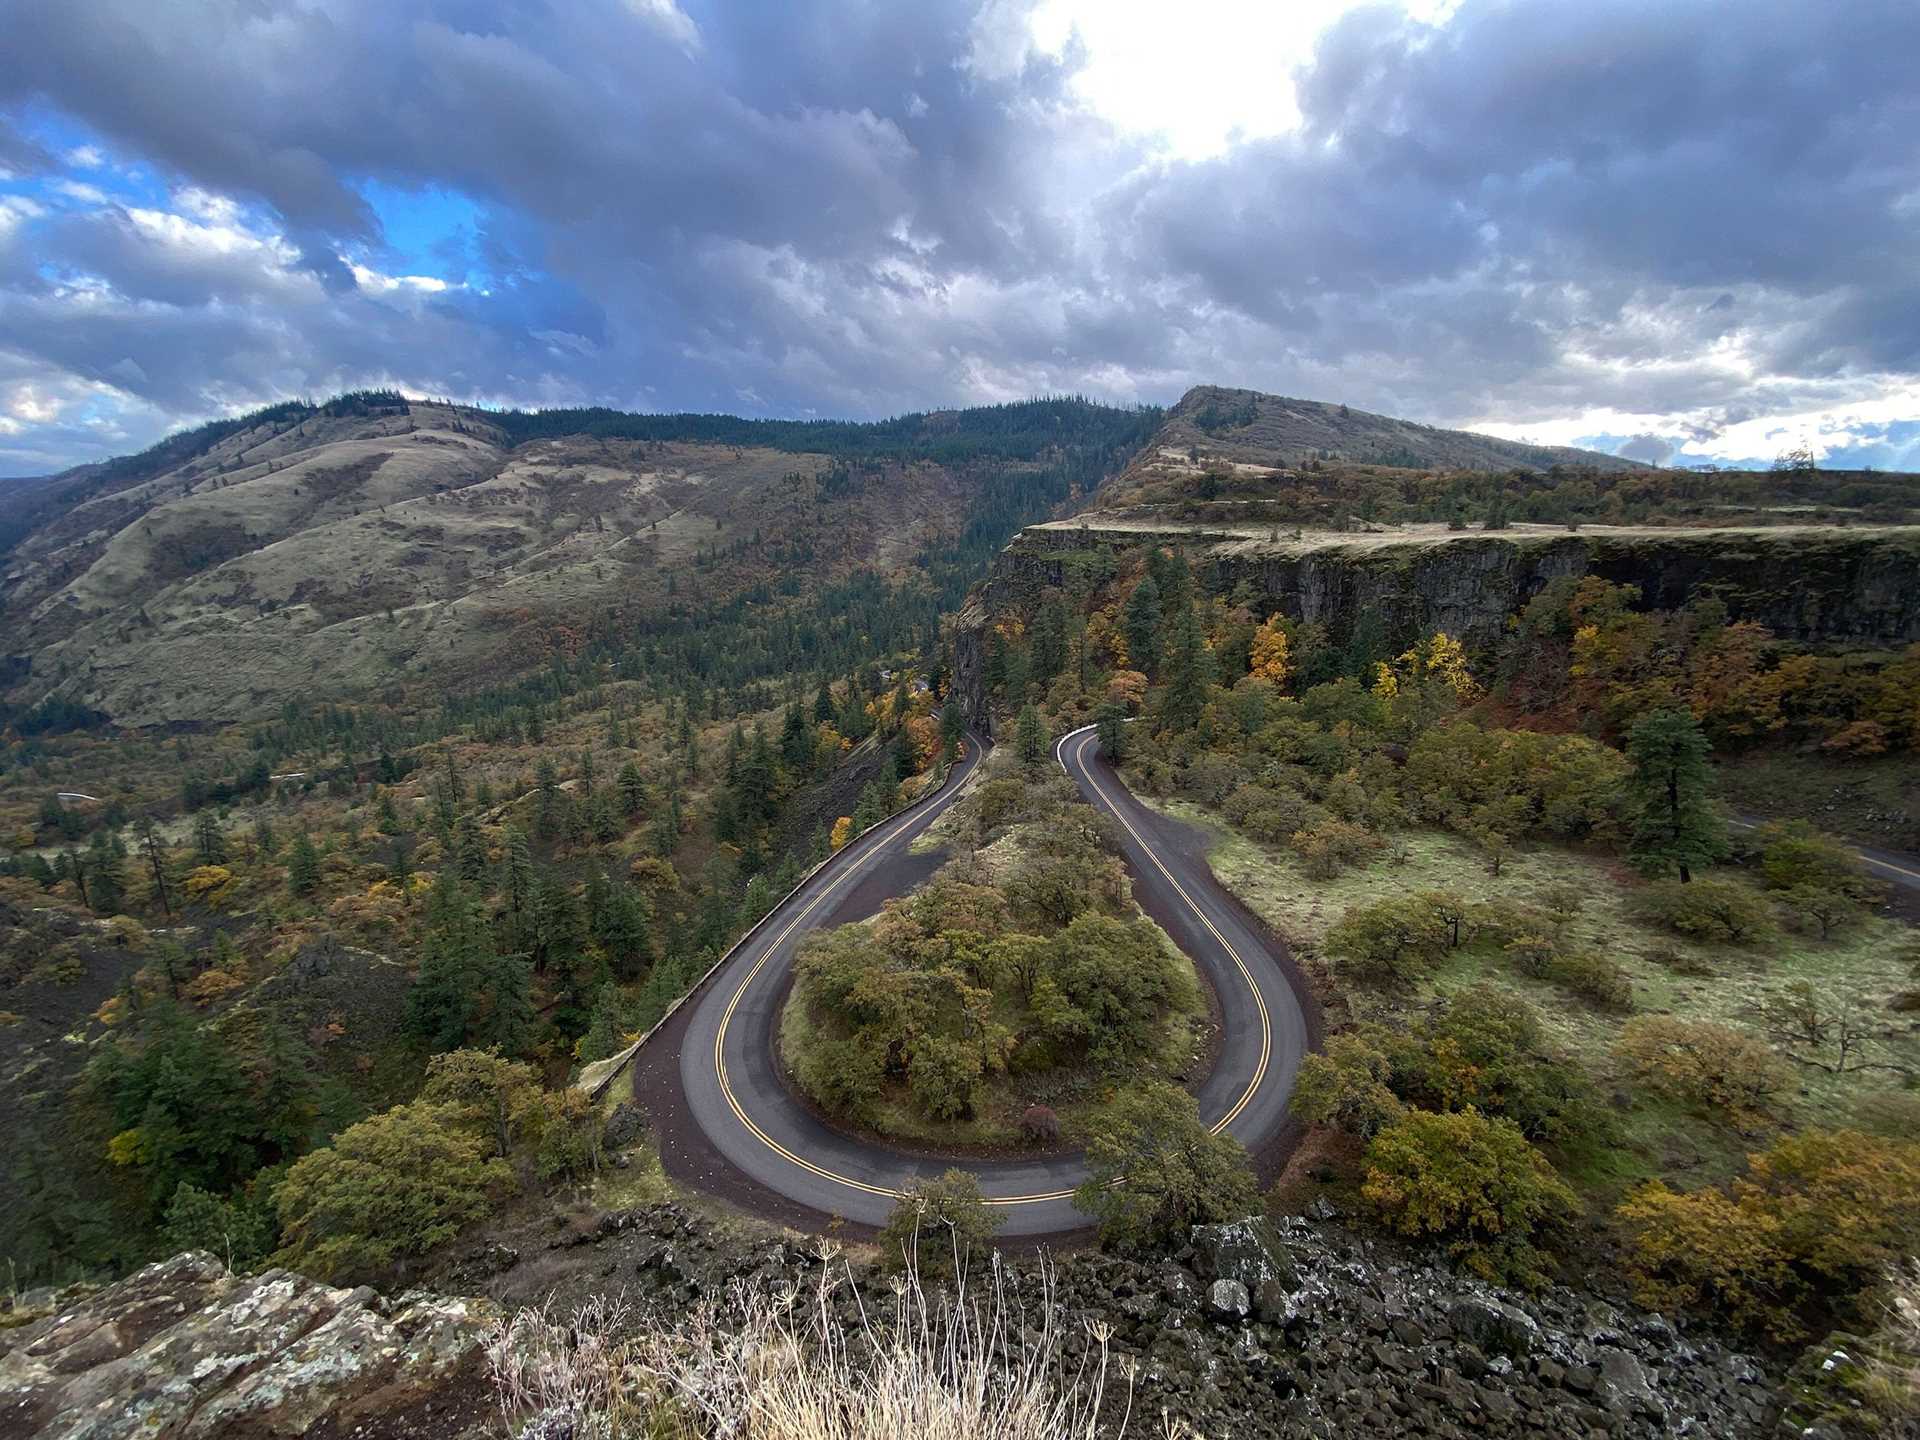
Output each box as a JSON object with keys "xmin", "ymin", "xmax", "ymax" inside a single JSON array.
[
  {"xmin": 1191, "ymin": 1217, "xmax": 1301, "ymax": 1294},
  {"xmin": 0, "ymin": 1253, "xmax": 496, "ymax": 1439},
  {"xmin": 1448, "ymin": 1294, "xmax": 1543, "ymax": 1360},
  {"xmin": 1207, "ymin": 1279, "xmax": 1253, "ymax": 1323}
]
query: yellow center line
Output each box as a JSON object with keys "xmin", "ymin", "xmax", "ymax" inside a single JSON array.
[
  {"xmin": 1727, "ymin": 818, "xmax": 1920, "ymax": 883},
  {"xmin": 712, "ymin": 727, "xmax": 1277, "ymax": 1208},
  {"xmin": 1062, "ymin": 728, "xmax": 1272, "ymax": 1134}
]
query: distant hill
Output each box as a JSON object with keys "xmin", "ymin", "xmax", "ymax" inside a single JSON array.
[
  {"xmin": 1091, "ymin": 385, "xmax": 1642, "ymax": 510},
  {"xmin": 0, "ymin": 393, "xmax": 1157, "ymax": 727}
]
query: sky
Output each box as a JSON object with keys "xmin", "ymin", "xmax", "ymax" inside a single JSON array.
[{"xmin": 1, "ymin": 0, "xmax": 1917, "ymax": 477}]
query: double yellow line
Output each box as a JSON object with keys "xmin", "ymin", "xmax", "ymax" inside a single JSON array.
[{"xmin": 711, "ymin": 725, "xmax": 1273, "ymax": 1207}]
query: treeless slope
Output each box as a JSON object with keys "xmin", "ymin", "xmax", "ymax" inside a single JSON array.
[{"xmin": 1093, "ymin": 385, "xmax": 1640, "ymax": 510}]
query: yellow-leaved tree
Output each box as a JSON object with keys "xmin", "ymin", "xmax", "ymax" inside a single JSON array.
[{"xmin": 1249, "ymin": 618, "xmax": 1293, "ymax": 689}]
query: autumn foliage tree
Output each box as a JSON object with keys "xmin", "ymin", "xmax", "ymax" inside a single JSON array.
[{"xmin": 1618, "ymin": 1129, "xmax": 1920, "ymax": 1339}]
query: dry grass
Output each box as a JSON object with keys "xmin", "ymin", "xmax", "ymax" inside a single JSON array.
[
  {"xmin": 484, "ymin": 1245, "xmax": 1155, "ymax": 1440},
  {"xmin": 1151, "ymin": 800, "xmax": 1920, "ymax": 1195}
]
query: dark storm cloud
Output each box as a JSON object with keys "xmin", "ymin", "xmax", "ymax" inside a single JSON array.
[{"xmin": 1, "ymin": 0, "xmax": 1916, "ymax": 474}]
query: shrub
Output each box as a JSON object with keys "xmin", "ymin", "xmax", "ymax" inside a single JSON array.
[
  {"xmin": 1501, "ymin": 933, "xmax": 1558, "ymax": 980},
  {"xmin": 1323, "ymin": 895, "xmax": 1451, "ymax": 987},
  {"xmin": 532, "ymin": 1088, "xmax": 603, "ymax": 1184},
  {"xmin": 1628, "ymin": 877, "xmax": 1775, "ymax": 945},
  {"xmin": 1468, "ymin": 897, "xmax": 1556, "ymax": 947},
  {"xmin": 1290, "ymin": 1032, "xmax": 1405, "ymax": 1138},
  {"xmin": 1073, "ymin": 1081, "xmax": 1256, "ymax": 1249},
  {"xmin": 1618, "ymin": 1129, "xmax": 1920, "ymax": 1339},
  {"xmin": 878, "ymin": 1169, "xmax": 1002, "ymax": 1275},
  {"xmin": 1775, "ymin": 883, "xmax": 1866, "ymax": 941},
  {"xmin": 1757, "ymin": 822, "xmax": 1882, "ymax": 903},
  {"xmin": 1289, "ymin": 818, "xmax": 1383, "ymax": 879},
  {"xmin": 1614, "ymin": 1016, "xmax": 1790, "ymax": 1127},
  {"xmin": 274, "ymin": 1100, "xmax": 512, "ymax": 1281},
  {"xmin": 162, "ymin": 1179, "xmax": 278, "ymax": 1271},
  {"xmin": 1362, "ymin": 1107, "xmax": 1575, "ymax": 1286},
  {"xmin": 1388, "ymin": 987, "xmax": 1607, "ymax": 1148},
  {"xmin": 1548, "ymin": 950, "xmax": 1633, "ymax": 1008}
]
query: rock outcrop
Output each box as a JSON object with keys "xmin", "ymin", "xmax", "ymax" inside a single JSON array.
[
  {"xmin": 457, "ymin": 1202, "xmax": 1791, "ymax": 1440},
  {"xmin": 0, "ymin": 1252, "xmax": 497, "ymax": 1439},
  {"xmin": 0, "ymin": 1208, "xmax": 1800, "ymax": 1439}
]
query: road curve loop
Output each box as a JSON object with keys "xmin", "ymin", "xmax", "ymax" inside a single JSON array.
[{"xmin": 673, "ymin": 725, "xmax": 1313, "ymax": 1236}]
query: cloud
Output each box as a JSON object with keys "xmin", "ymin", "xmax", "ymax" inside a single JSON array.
[{"xmin": 0, "ymin": 0, "xmax": 1915, "ymax": 475}]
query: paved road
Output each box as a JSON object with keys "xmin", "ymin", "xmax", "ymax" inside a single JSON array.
[
  {"xmin": 1726, "ymin": 812, "xmax": 1920, "ymax": 903},
  {"xmin": 665, "ymin": 725, "xmax": 1314, "ymax": 1236}
]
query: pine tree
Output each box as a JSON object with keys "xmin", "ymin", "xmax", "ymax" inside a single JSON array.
[
  {"xmin": 780, "ymin": 702, "xmax": 812, "ymax": 773},
  {"xmin": 598, "ymin": 887, "xmax": 654, "ymax": 981},
  {"xmin": 193, "ymin": 811, "xmax": 228, "ymax": 865},
  {"xmin": 534, "ymin": 757, "xmax": 561, "ymax": 842},
  {"xmin": 579, "ymin": 982, "xmax": 636, "ymax": 1063},
  {"xmin": 1157, "ymin": 600, "xmax": 1214, "ymax": 735},
  {"xmin": 406, "ymin": 876, "xmax": 531, "ymax": 1053},
  {"xmin": 135, "ymin": 815, "xmax": 175, "ymax": 916},
  {"xmin": 453, "ymin": 814, "xmax": 490, "ymax": 886},
  {"xmin": 736, "ymin": 724, "xmax": 778, "ymax": 830},
  {"xmin": 634, "ymin": 955, "xmax": 686, "ymax": 1031},
  {"xmin": 1032, "ymin": 596, "xmax": 1070, "ymax": 681},
  {"xmin": 286, "ymin": 833, "xmax": 321, "ymax": 897},
  {"xmin": 88, "ymin": 831, "xmax": 126, "ymax": 915},
  {"xmin": 616, "ymin": 760, "xmax": 646, "ymax": 816},
  {"xmin": 892, "ymin": 719, "xmax": 921, "ymax": 779},
  {"xmin": 1122, "ymin": 575, "xmax": 1163, "ymax": 677},
  {"xmin": 1625, "ymin": 708, "xmax": 1728, "ymax": 882},
  {"xmin": 813, "ymin": 678, "xmax": 836, "ymax": 724},
  {"xmin": 940, "ymin": 701, "xmax": 965, "ymax": 760},
  {"xmin": 1016, "ymin": 704, "xmax": 1047, "ymax": 767}
]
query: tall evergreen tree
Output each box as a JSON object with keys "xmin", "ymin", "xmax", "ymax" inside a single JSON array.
[
  {"xmin": 136, "ymin": 815, "xmax": 174, "ymax": 916},
  {"xmin": 1157, "ymin": 601, "xmax": 1214, "ymax": 735},
  {"xmin": 88, "ymin": 830, "xmax": 126, "ymax": 915},
  {"xmin": 780, "ymin": 701, "xmax": 812, "ymax": 773},
  {"xmin": 1122, "ymin": 575, "xmax": 1162, "ymax": 675},
  {"xmin": 616, "ymin": 760, "xmax": 646, "ymax": 816},
  {"xmin": 1032, "ymin": 596, "xmax": 1071, "ymax": 682},
  {"xmin": 286, "ymin": 833, "xmax": 321, "ymax": 897},
  {"xmin": 193, "ymin": 811, "xmax": 227, "ymax": 866},
  {"xmin": 1016, "ymin": 704, "xmax": 1048, "ymax": 767},
  {"xmin": 406, "ymin": 876, "xmax": 532, "ymax": 1053},
  {"xmin": 1625, "ymin": 708, "xmax": 1727, "ymax": 882}
]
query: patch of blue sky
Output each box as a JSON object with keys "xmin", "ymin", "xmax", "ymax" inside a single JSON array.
[
  {"xmin": 4, "ymin": 110, "xmax": 172, "ymax": 213},
  {"xmin": 1576, "ymin": 423, "xmax": 1920, "ymax": 473},
  {"xmin": 355, "ymin": 178, "xmax": 486, "ymax": 285}
]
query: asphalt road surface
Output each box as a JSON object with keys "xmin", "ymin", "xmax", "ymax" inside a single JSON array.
[{"xmin": 651, "ymin": 725, "xmax": 1315, "ymax": 1237}]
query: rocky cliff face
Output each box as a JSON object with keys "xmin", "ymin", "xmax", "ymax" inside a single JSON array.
[{"xmin": 951, "ymin": 521, "xmax": 1920, "ymax": 730}]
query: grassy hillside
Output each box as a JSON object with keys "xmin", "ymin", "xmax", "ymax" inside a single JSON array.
[{"xmin": 0, "ymin": 395, "xmax": 1158, "ymax": 727}]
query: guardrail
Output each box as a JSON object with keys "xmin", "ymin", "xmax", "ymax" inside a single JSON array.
[{"xmin": 577, "ymin": 737, "xmax": 987, "ymax": 1100}]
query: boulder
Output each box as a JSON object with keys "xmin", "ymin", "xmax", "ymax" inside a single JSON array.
[
  {"xmin": 1190, "ymin": 1218, "xmax": 1300, "ymax": 1293},
  {"xmin": 1206, "ymin": 1280, "xmax": 1252, "ymax": 1324},
  {"xmin": 1446, "ymin": 1293, "xmax": 1542, "ymax": 1359}
]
